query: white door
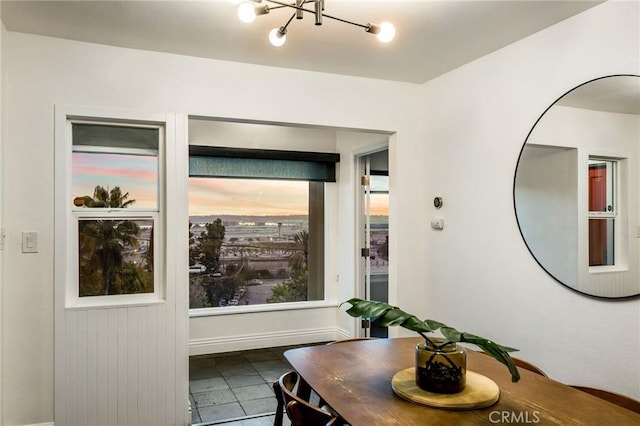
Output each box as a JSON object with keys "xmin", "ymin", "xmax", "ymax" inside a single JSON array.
[{"xmin": 54, "ymin": 107, "xmax": 189, "ymax": 426}]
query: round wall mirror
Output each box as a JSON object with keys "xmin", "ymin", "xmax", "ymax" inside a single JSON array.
[{"xmin": 514, "ymin": 75, "xmax": 640, "ymax": 299}]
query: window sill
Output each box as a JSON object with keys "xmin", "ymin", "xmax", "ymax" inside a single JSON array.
[
  {"xmin": 589, "ymin": 266, "xmax": 629, "ymax": 274},
  {"xmin": 189, "ymin": 300, "xmax": 339, "ymax": 318},
  {"xmin": 66, "ymin": 293, "xmax": 165, "ymax": 310}
]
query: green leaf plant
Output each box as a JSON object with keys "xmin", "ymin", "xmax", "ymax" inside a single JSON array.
[{"xmin": 341, "ymin": 298, "xmax": 521, "ymax": 382}]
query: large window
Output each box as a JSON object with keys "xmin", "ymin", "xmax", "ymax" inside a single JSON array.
[
  {"xmin": 71, "ymin": 122, "xmax": 162, "ymax": 303},
  {"xmin": 188, "ymin": 146, "xmax": 338, "ymax": 310}
]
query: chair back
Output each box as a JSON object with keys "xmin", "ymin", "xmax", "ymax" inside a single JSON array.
[
  {"xmin": 477, "ymin": 351, "xmax": 548, "ymax": 377},
  {"xmin": 275, "ymin": 371, "xmax": 341, "ymax": 426},
  {"xmin": 286, "ymin": 400, "xmax": 338, "ymax": 426},
  {"xmin": 572, "ymin": 386, "xmax": 640, "ymax": 414},
  {"xmin": 326, "ymin": 337, "xmax": 372, "ymax": 345},
  {"xmin": 272, "ymin": 380, "xmax": 286, "ymax": 426},
  {"xmin": 512, "ymin": 358, "xmax": 548, "ymax": 377}
]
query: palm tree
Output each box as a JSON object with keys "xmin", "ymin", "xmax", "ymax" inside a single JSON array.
[
  {"xmin": 267, "ymin": 281, "xmax": 301, "ymax": 303},
  {"xmin": 287, "ymin": 230, "xmax": 309, "ymax": 274},
  {"xmin": 81, "ymin": 185, "xmax": 135, "ymax": 208},
  {"xmin": 267, "ymin": 230, "xmax": 310, "ymax": 303},
  {"xmin": 198, "ymin": 218, "xmax": 226, "ymax": 272},
  {"xmin": 78, "ymin": 185, "xmax": 141, "ymax": 296}
]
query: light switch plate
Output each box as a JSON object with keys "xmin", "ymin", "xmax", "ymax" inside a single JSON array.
[
  {"xmin": 22, "ymin": 231, "xmax": 38, "ymax": 253},
  {"xmin": 430, "ymin": 218, "xmax": 445, "ymax": 230}
]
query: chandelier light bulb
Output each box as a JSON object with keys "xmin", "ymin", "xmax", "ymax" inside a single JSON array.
[
  {"xmin": 376, "ymin": 22, "xmax": 395, "ymax": 43},
  {"xmin": 236, "ymin": 1, "xmax": 397, "ymax": 47},
  {"xmin": 237, "ymin": 2, "xmax": 257, "ymax": 23},
  {"xmin": 269, "ymin": 27, "xmax": 287, "ymax": 47}
]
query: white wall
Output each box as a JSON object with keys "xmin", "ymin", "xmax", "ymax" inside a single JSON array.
[
  {"xmin": 516, "ymin": 145, "xmax": 578, "ymax": 287},
  {"xmin": 0, "ymin": 31, "xmax": 421, "ymax": 425},
  {"xmin": 421, "ymin": 0, "xmax": 639, "ymax": 399}
]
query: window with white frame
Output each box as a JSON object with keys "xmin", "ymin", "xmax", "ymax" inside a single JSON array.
[
  {"xmin": 588, "ymin": 157, "xmax": 619, "ymax": 267},
  {"xmin": 71, "ymin": 122, "xmax": 163, "ymax": 301},
  {"xmin": 187, "ymin": 146, "xmax": 338, "ymax": 310}
]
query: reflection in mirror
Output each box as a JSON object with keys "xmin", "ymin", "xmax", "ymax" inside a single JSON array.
[{"xmin": 514, "ymin": 75, "xmax": 640, "ymax": 298}]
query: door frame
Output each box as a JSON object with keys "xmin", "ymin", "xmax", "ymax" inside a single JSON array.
[{"xmin": 355, "ymin": 146, "xmax": 389, "ymax": 338}]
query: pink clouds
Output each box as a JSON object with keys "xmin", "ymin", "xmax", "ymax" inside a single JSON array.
[
  {"xmin": 73, "ymin": 152, "xmax": 158, "ymax": 209},
  {"xmin": 73, "ymin": 152, "xmax": 157, "ymax": 181},
  {"xmin": 189, "ymin": 178, "xmax": 308, "ymax": 216},
  {"xmin": 74, "ymin": 166, "xmax": 157, "ymax": 181}
]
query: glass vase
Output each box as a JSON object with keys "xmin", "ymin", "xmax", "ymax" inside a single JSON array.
[{"xmin": 415, "ymin": 338, "xmax": 466, "ymax": 394}]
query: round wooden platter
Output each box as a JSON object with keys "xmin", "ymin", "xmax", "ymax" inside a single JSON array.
[{"xmin": 391, "ymin": 368, "xmax": 500, "ymax": 410}]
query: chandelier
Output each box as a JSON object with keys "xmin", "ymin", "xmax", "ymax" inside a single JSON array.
[{"xmin": 236, "ymin": 0, "xmax": 396, "ymax": 47}]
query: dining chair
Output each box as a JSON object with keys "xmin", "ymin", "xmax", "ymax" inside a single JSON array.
[
  {"xmin": 273, "ymin": 371, "xmax": 344, "ymax": 426},
  {"xmin": 326, "ymin": 337, "xmax": 372, "ymax": 345},
  {"xmin": 512, "ymin": 357, "xmax": 548, "ymax": 377},
  {"xmin": 477, "ymin": 351, "xmax": 548, "ymax": 377},
  {"xmin": 571, "ymin": 386, "xmax": 640, "ymax": 414},
  {"xmin": 286, "ymin": 400, "xmax": 340, "ymax": 426}
]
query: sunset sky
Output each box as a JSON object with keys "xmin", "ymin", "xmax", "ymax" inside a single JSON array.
[
  {"xmin": 72, "ymin": 152, "xmax": 158, "ymax": 208},
  {"xmin": 189, "ymin": 178, "xmax": 309, "ymax": 216},
  {"xmin": 73, "ymin": 153, "xmax": 388, "ymax": 216}
]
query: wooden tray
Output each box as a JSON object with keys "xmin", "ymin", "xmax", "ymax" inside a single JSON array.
[{"xmin": 391, "ymin": 367, "xmax": 500, "ymax": 410}]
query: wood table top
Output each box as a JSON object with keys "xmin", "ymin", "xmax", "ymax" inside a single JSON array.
[{"xmin": 284, "ymin": 337, "xmax": 640, "ymax": 425}]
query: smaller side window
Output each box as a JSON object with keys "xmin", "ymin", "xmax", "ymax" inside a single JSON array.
[
  {"xmin": 588, "ymin": 158, "xmax": 617, "ymax": 267},
  {"xmin": 71, "ymin": 121, "xmax": 162, "ymax": 302}
]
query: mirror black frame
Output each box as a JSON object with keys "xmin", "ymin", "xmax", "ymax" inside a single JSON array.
[{"xmin": 513, "ymin": 74, "xmax": 640, "ymax": 300}]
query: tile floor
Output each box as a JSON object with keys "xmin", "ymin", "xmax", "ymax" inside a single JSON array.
[{"xmin": 189, "ymin": 343, "xmax": 325, "ymax": 425}]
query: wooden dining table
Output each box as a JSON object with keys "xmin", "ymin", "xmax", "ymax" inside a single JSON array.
[{"xmin": 284, "ymin": 337, "xmax": 640, "ymax": 425}]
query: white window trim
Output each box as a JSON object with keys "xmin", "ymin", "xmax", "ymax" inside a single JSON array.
[
  {"xmin": 73, "ymin": 145, "xmax": 159, "ymax": 156},
  {"xmin": 587, "ymin": 155, "xmax": 629, "ymax": 274},
  {"xmin": 55, "ymin": 106, "xmax": 171, "ymax": 309},
  {"xmin": 69, "ymin": 213, "xmax": 162, "ymax": 308},
  {"xmin": 189, "ymin": 300, "xmax": 340, "ymax": 317}
]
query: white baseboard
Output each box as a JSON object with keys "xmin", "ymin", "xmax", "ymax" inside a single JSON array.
[
  {"xmin": 23, "ymin": 423, "xmax": 54, "ymax": 426},
  {"xmin": 334, "ymin": 327, "xmax": 352, "ymax": 340},
  {"xmin": 189, "ymin": 327, "xmax": 347, "ymax": 355}
]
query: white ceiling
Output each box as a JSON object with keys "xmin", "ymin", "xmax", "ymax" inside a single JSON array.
[
  {"xmin": 0, "ymin": 0, "xmax": 602, "ymax": 84},
  {"xmin": 557, "ymin": 75, "xmax": 640, "ymax": 115}
]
